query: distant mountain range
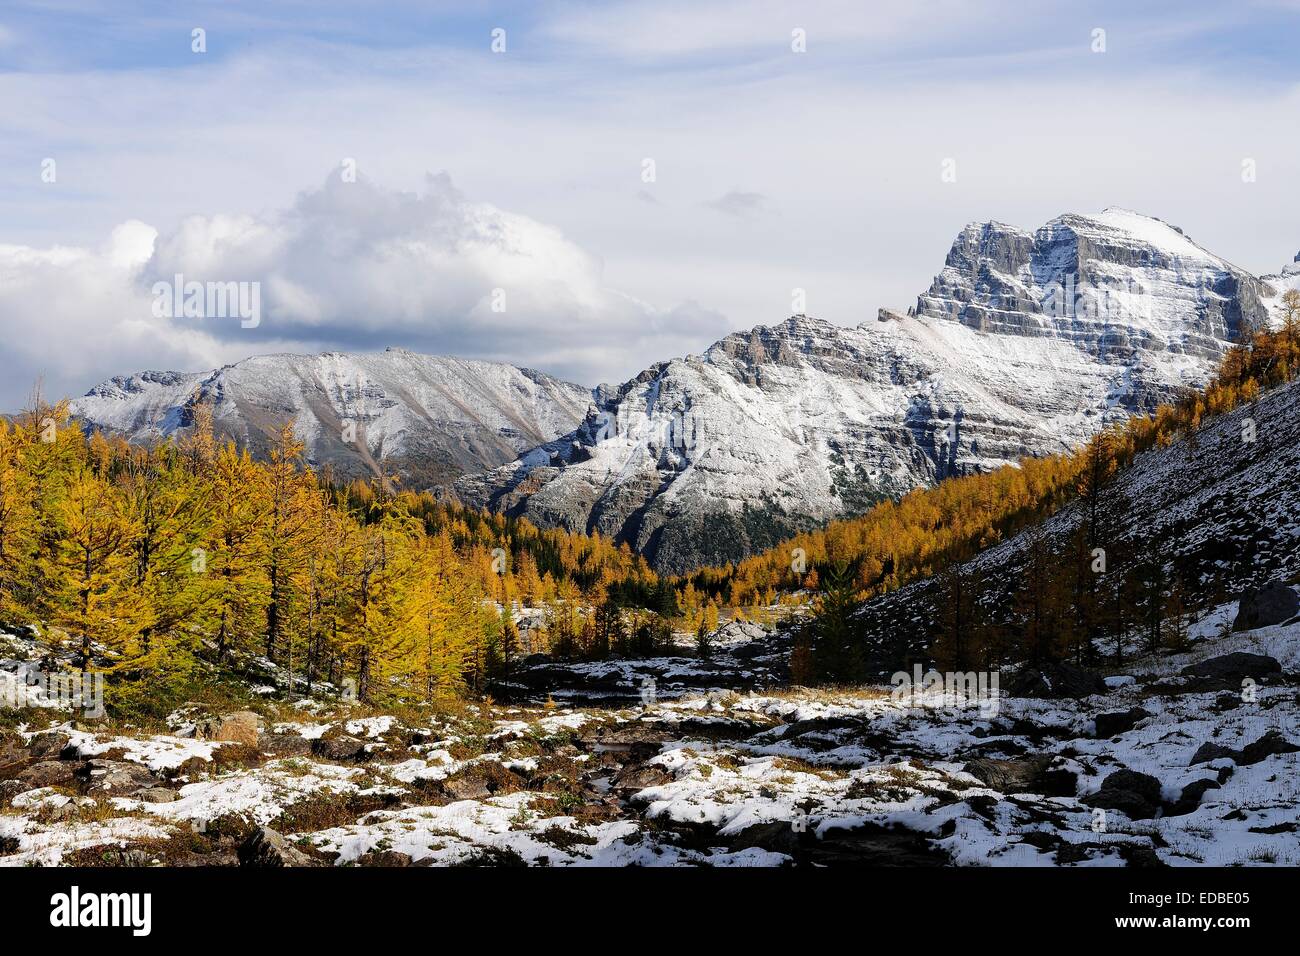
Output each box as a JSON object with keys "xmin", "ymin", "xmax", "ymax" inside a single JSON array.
[
  {"xmin": 69, "ymin": 351, "xmax": 591, "ymax": 488},
  {"xmin": 69, "ymin": 209, "xmax": 1299, "ymax": 572}
]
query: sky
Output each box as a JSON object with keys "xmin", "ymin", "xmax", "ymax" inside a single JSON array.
[{"xmin": 1, "ymin": 0, "xmax": 1298, "ymax": 407}]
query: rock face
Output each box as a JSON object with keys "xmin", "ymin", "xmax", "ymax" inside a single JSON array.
[
  {"xmin": 915, "ymin": 210, "xmax": 1271, "ymax": 384},
  {"xmin": 459, "ymin": 210, "xmax": 1276, "ymax": 573},
  {"xmin": 69, "ymin": 350, "xmax": 592, "ymax": 489}
]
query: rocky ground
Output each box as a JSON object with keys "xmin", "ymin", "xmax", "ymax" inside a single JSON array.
[{"xmin": 2, "ymin": 606, "xmax": 1298, "ymax": 867}]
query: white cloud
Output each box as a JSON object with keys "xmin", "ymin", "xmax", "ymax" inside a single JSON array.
[
  {"xmin": 0, "ymin": 220, "xmax": 229, "ymax": 410},
  {"xmin": 0, "ymin": 173, "xmax": 730, "ymax": 407},
  {"xmin": 542, "ymin": 0, "xmax": 989, "ymax": 58}
]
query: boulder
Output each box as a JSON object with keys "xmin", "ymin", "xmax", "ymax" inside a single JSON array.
[
  {"xmin": 1212, "ymin": 692, "xmax": 1242, "ymax": 712},
  {"xmin": 262, "ymin": 733, "xmax": 314, "ymax": 757},
  {"xmin": 1190, "ymin": 741, "xmax": 1236, "ymax": 765},
  {"xmin": 964, "ymin": 756, "xmax": 1079, "ymax": 797},
  {"xmin": 238, "ymin": 827, "xmax": 316, "ymax": 867},
  {"xmin": 1093, "ymin": 708, "xmax": 1152, "ymax": 738},
  {"xmin": 133, "ymin": 787, "xmax": 179, "ymax": 804},
  {"xmin": 17, "ymin": 760, "xmax": 79, "ymax": 790},
  {"xmin": 610, "ymin": 763, "xmax": 674, "ymax": 792},
  {"xmin": 357, "ymin": 850, "xmax": 414, "ymax": 867},
  {"xmin": 1100, "ymin": 769, "xmax": 1163, "ymax": 804},
  {"xmin": 26, "ymin": 731, "xmax": 72, "ymax": 760},
  {"xmin": 1238, "ymin": 730, "xmax": 1300, "ymax": 766},
  {"xmin": 1167, "ymin": 778, "xmax": 1220, "ymax": 816},
  {"xmin": 441, "ymin": 763, "xmax": 525, "ymax": 801},
  {"xmin": 0, "ymin": 736, "xmax": 32, "ymax": 779},
  {"xmin": 1232, "ymin": 582, "xmax": 1299, "ymax": 632},
  {"xmin": 726, "ymin": 820, "xmax": 802, "ymax": 857},
  {"xmin": 1005, "ymin": 662, "xmax": 1108, "ymax": 699},
  {"xmin": 212, "ymin": 711, "xmax": 260, "ymax": 748},
  {"xmin": 1181, "ymin": 653, "xmax": 1281, "ymax": 682},
  {"xmin": 78, "ymin": 759, "xmax": 157, "ymax": 795},
  {"xmin": 312, "ymin": 734, "xmax": 370, "ymax": 762},
  {"xmin": 0, "ymin": 780, "xmax": 26, "ymax": 805},
  {"xmin": 1082, "ymin": 769, "xmax": 1164, "ymax": 820},
  {"xmin": 962, "ymin": 756, "xmax": 1050, "ymax": 793}
]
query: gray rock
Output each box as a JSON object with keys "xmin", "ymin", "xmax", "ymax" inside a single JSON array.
[
  {"xmin": 1190, "ymin": 741, "xmax": 1237, "ymax": 765},
  {"xmin": 1168, "ymin": 778, "xmax": 1221, "ymax": 816},
  {"xmin": 963, "ymin": 756, "xmax": 1077, "ymax": 797},
  {"xmin": 1093, "ymin": 708, "xmax": 1152, "ymax": 738},
  {"xmin": 262, "ymin": 733, "xmax": 314, "ymax": 757},
  {"xmin": 1238, "ymin": 730, "xmax": 1300, "ymax": 766},
  {"xmin": 238, "ymin": 827, "xmax": 316, "ymax": 867},
  {"xmin": 17, "ymin": 760, "xmax": 80, "ymax": 789},
  {"xmin": 78, "ymin": 759, "xmax": 157, "ymax": 795},
  {"xmin": 1181, "ymin": 653, "xmax": 1281, "ymax": 682},
  {"xmin": 134, "ymin": 787, "xmax": 179, "ymax": 804},
  {"xmin": 962, "ymin": 756, "xmax": 1050, "ymax": 793},
  {"xmin": 727, "ymin": 820, "xmax": 802, "ymax": 857},
  {"xmin": 1005, "ymin": 661, "xmax": 1108, "ymax": 699},
  {"xmin": 26, "ymin": 731, "xmax": 72, "ymax": 760},
  {"xmin": 1232, "ymin": 582, "xmax": 1299, "ymax": 632},
  {"xmin": 311, "ymin": 735, "xmax": 370, "ymax": 762},
  {"xmin": 440, "ymin": 764, "xmax": 525, "ymax": 802},
  {"xmin": 0, "ymin": 780, "xmax": 26, "ymax": 805},
  {"xmin": 1082, "ymin": 769, "xmax": 1164, "ymax": 820},
  {"xmin": 211, "ymin": 711, "xmax": 260, "ymax": 747},
  {"xmin": 610, "ymin": 763, "xmax": 674, "ymax": 792}
]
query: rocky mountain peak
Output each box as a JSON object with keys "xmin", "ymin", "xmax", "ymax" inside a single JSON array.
[{"xmin": 459, "ymin": 210, "xmax": 1293, "ymax": 573}]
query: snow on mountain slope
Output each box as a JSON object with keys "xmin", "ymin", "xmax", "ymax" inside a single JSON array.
[
  {"xmin": 850, "ymin": 372, "xmax": 1300, "ymax": 669},
  {"xmin": 1261, "ymin": 250, "xmax": 1300, "ymax": 321},
  {"xmin": 70, "ymin": 350, "xmax": 592, "ymax": 487},
  {"xmin": 458, "ymin": 210, "xmax": 1278, "ymax": 574}
]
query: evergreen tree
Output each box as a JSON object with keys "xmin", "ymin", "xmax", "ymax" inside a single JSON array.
[{"xmin": 811, "ymin": 563, "xmax": 864, "ymax": 684}]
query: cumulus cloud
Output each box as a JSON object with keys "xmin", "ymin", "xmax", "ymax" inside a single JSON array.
[
  {"xmin": 0, "ymin": 173, "xmax": 731, "ymax": 408},
  {"xmin": 0, "ymin": 221, "xmax": 229, "ymax": 410}
]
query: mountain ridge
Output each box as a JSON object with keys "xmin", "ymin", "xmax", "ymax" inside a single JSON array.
[
  {"xmin": 69, "ymin": 348, "xmax": 593, "ymax": 488},
  {"xmin": 457, "ymin": 208, "xmax": 1287, "ymax": 572}
]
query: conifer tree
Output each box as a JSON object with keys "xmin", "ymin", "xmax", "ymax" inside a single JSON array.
[
  {"xmin": 205, "ymin": 443, "xmax": 271, "ymax": 661},
  {"xmin": 811, "ymin": 563, "xmax": 864, "ymax": 684},
  {"xmin": 37, "ymin": 461, "xmax": 145, "ymax": 668}
]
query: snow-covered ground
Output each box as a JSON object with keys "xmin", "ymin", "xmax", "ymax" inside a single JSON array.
[{"xmin": 2, "ymin": 601, "xmax": 1296, "ymax": 867}]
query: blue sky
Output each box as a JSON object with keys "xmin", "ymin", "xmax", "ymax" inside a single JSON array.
[{"xmin": 0, "ymin": 1, "xmax": 1298, "ymax": 406}]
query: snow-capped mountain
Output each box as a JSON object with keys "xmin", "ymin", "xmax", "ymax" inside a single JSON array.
[
  {"xmin": 70, "ymin": 350, "xmax": 592, "ymax": 487},
  {"xmin": 457, "ymin": 210, "xmax": 1278, "ymax": 573}
]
